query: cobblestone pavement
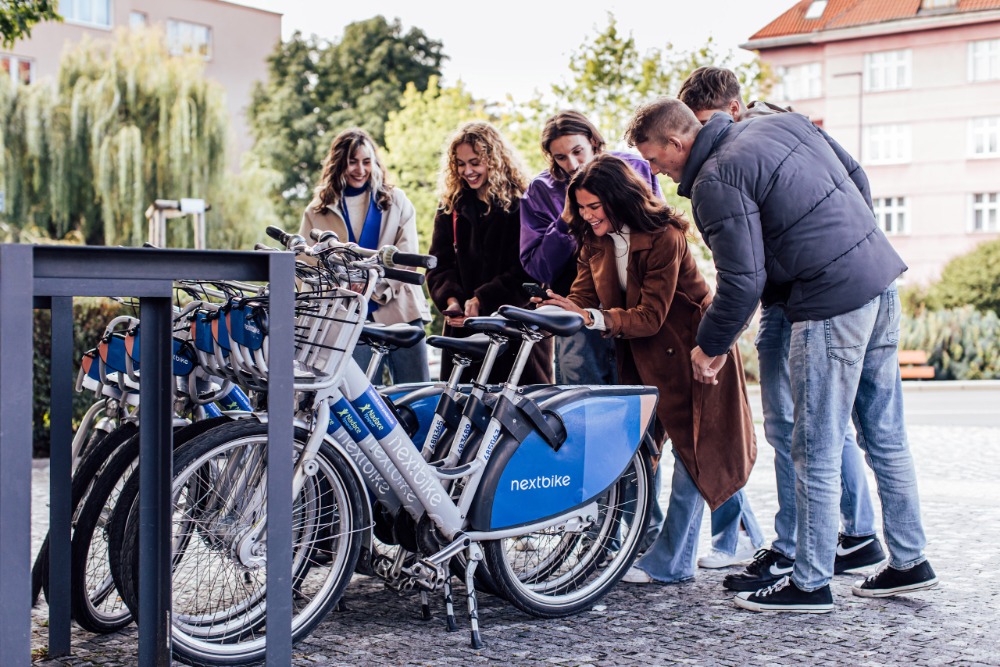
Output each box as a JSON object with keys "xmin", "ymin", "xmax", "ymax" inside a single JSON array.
[{"xmin": 29, "ymin": 424, "xmax": 1000, "ymax": 666}]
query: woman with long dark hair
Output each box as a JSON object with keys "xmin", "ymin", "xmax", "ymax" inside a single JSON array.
[
  {"xmin": 540, "ymin": 154, "xmax": 760, "ymax": 583},
  {"xmin": 299, "ymin": 128, "xmax": 431, "ymax": 383}
]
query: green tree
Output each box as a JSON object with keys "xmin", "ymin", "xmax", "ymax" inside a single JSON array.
[
  {"xmin": 382, "ymin": 77, "xmax": 486, "ymax": 250},
  {"xmin": 0, "ymin": 27, "xmax": 270, "ymax": 247},
  {"xmin": 0, "ymin": 0, "xmax": 59, "ymax": 49},
  {"xmin": 248, "ymin": 17, "xmax": 445, "ymax": 227}
]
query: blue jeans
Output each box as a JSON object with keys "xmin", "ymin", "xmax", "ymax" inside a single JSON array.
[
  {"xmin": 788, "ymin": 283, "xmax": 927, "ymax": 591},
  {"xmin": 352, "ymin": 318, "xmax": 430, "ymax": 385},
  {"xmin": 554, "ymin": 326, "xmax": 617, "ymax": 385},
  {"xmin": 633, "ymin": 452, "xmax": 760, "ymax": 582},
  {"xmin": 710, "ymin": 487, "xmax": 764, "ymax": 555},
  {"xmin": 756, "ymin": 304, "xmax": 877, "ymax": 559}
]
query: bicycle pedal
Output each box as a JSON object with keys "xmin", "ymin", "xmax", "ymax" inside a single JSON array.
[{"xmin": 402, "ymin": 558, "xmax": 446, "ymax": 591}]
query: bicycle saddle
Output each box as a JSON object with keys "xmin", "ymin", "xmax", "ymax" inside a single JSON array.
[
  {"xmin": 462, "ymin": 316, "xmax": 525, "ymax": 340},
  {"xmin": 426, "ymin": 333, "xmax": 504, "ymax": 360},
  {"xmin": 498, "ymin": 305, "xmax": 584, "ymax": 337},
  {"xmin": 359, "ymin": 322, "xmax": 425, "ymax": 349}
]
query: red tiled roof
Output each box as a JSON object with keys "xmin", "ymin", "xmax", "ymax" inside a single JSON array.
[{"xmin": 750, "ymin": 0, "xmax": 1000, "ymax": 41}]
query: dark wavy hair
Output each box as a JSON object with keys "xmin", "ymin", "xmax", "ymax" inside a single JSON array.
[
  {"xmin": 311, "ymin": 128, "xmax": 393, "ymax": 213},
  {"xmin": 562, "ymin": 154, "xmax": 688, "ymax": 247},
  {"xmin": 541, "ymin": 110, "xmax": 606, "ymax": 181}
]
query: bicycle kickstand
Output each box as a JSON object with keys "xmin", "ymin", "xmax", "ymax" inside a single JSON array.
[
  {"xmin": 464, "ymin": 543, "xmax": 486, "ymax": 649},
  {"xmin": 443, "ymin": 576, "xmax": 459, "ymax": 631}
]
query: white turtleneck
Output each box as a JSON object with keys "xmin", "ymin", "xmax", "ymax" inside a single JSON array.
[{"xmin": 585, "ymin": 225, "xmax": 630, "ymax": 331}]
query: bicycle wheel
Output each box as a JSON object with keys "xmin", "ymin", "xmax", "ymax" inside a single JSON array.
[
  {"xmin": 119, "ymin": 420, "xmax": 363, "ymax": 667},
  {"xmin": 106, "ymin": 417, "xmax": 234, "ymax": 618},
  {"xmin": 31, "ymin": 422, "xmax": 138, "ymax": 607},
  {"xmin": 483, "ymin": 450, "xmax": 653, "ymax": 618},
  {"xmin": 73, "ymin": 418, "xmax": 232, "ymax": 633}
]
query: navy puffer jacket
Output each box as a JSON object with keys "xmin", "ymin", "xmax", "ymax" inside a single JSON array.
[{"xmin": 678, "ymin": 112, "xmax": 907, "ymax": 357}]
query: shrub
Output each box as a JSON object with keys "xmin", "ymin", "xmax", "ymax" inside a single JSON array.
[
  {"xmin": 924, "ymin": 239, "xmax": 1000, "ymax": 314},
  {"xmin": 900, "ymin": 306, "xmax": 1000, "ymax": 380}
]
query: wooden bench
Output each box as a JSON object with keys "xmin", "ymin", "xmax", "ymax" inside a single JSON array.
[{"xmin": 898, "ymin": 349, "xmax": 935, "ymax": 380}]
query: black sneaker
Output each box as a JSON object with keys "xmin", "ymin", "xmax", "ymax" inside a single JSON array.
[
  {"xmin": 734, "ymin": 576, "xmax": 834, "ymax": 613},
  {"xmin": 852, "ymin": 560, "xmax": 939, "ymax": 598},
  {"xmin": 723, "ymin": 548, "xmax": 794, "ymax": 592},
  {"xmin": 834, "ymin": 533, "xmax": 886, "ymax": 574}
]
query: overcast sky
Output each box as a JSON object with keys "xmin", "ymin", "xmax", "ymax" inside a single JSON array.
[{"xmin": 238, "ymin": 0, "xmax": 797, "ymax": 103}]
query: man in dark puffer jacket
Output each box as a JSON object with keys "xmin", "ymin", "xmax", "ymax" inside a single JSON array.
[{"xmin": 625, "ymin": 98, "xmax": 938, "ymax": 613}]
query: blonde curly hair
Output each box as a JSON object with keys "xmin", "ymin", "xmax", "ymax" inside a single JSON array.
[{"xmin": 439, "ymin": 121, "xmax": 529, "ymax": 215}]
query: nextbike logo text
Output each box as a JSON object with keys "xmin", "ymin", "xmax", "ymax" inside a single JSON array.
[{"xmin": 510, "ymin": 474, "xmax": 571, "ymax": 492}]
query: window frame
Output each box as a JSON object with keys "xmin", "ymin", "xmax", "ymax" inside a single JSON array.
[
  {"xmin": 969, "ymin": 39, "xmax": 1000, "ymax": 82},
  {"xmin": 969, "ymin": 116, "xmax": 1000, "ymax": 158},
  {"xmin": 863, "ymin": 124, "xmax": 912, "ymax": 165},
  {"xmin": 61, "ymin": 0, "xmax": 113, "ymax": 29},
  {"xmin": 1, "ymin": 54, "xmax": 34, "ymax": 85},
  {"xmin": 166, "ymin": 19, "xmax": 213, "ymax": 60},
  {"xmin": 775, "ymin": 62, "xmax": 823, "ymax": 102},
  {"xmin": 863, "ymin": 49, "xmax": 912, "ymax": 92},
  {"xmin": 873, "ymin": 197, "xmax": 909, "ymax": 236},
  {"xmin": 970, "ymin": 192, "xmax": 1000, "ymax": 233}
]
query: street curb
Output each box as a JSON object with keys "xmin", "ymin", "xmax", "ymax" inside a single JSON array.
[{"xmin": 746, "ymin": 379, "xmax": 1000, "ymax": 395}]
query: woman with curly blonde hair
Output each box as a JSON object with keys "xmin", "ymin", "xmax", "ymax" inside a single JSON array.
[{"xmin": 427, "ymin": 121, "xmax": 553, "ymax": 384}]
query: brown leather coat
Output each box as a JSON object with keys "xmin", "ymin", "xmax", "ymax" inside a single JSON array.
[{"xmin": 568, "ymin": 226, "xmax": 756, "ymax": 510}]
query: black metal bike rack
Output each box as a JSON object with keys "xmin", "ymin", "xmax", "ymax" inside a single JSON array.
[{"xmin": 0, "ymin": 244, "xmax": 296, "ymax": 666}]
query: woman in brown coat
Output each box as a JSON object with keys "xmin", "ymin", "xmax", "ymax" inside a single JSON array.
[
  {"xmin": 540, "ymin": 155, "xmax": 759, "ymax": 583},
  {"xmin": 427, "ymin": 121, "xmax": 553, "ymax": 384}
]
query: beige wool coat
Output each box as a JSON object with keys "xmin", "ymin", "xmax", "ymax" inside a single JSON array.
[{"xmin": 299, "ymin": 188, "xmax": 431, "ymax": 325}]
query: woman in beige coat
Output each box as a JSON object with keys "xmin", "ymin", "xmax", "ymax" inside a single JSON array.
[{"xmin": 299, "ymin": 128, "xmax": 431, "ymax": 383}]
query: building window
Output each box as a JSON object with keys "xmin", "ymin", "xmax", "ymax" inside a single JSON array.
[
  {"xmin": 775, "ymin": 63, "xmax": 822, "ymax": 101},
  {"xmin": 61, "ymin": 0, "xmax": 111, "ymax": 28},
  {"xmin": 167, "ymin": 20, "xmax": 212, "ymax": 59},
  {"xmin": 130, "ymin": 12, "xmax": 147, "ymax": 29},
  {"xmin": 873, "ymin": 197, "xmax": 908, "ymax": 235},
  {"xmin": 970, "ymin": 117, "xmax": 1000, "ymax": 157},
  {"xmin": 1, "ymin": 54, "xmax": 33, "ymax": 85},
  {"xmin": 864, "ymin": 124, "xmax": 911, "ymax": 164},
  {"xmin": 921, "ymin": 0, "xmax": 957, "ymax": 8},
  {"xmin": 864, "ymin": 50, "xmax": 912, "ymax": 92},
  {"xmin": 970, "ymin": 39, "xmax": 1000, "ymax": 82},
  {"xmin": 971, "ymin": 193, "xmax": 999, "ymax": 232}
]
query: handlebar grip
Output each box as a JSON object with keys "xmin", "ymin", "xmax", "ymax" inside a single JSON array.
[
  {"xmin": 254, "ymin": 243, "xmax": 278, "ymax": 252},
  {"xmin": 265, "ymin": 226, "xmax": 289, "ymax": 243},
  {"xmin": 309, "ymin": 229, "xmax": 339, "ymax": 243},
  {"xmin": 383, "ymin": 266, "xmax": 425, "ymax": 286},
  {"xmin": 389, "ymin": 252, "xmax": 437, "ymax": 270}
]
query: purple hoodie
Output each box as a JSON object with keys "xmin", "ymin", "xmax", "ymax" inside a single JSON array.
[{"xmin": 519, "ymin": 151, "xmax": 662, "ymax": 293}]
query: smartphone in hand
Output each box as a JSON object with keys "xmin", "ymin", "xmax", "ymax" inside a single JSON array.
[
  {"xmin": 442, "ymin": 307, "xmax": 464, "ymax": 318},
  {"xmin": 522, "ymin": 282, "xmax": 549, "ymax": 300}
]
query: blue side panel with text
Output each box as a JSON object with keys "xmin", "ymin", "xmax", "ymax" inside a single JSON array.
[{"xmin": 471, "ymin": 387, "xmax": 657, "ymax": 531}]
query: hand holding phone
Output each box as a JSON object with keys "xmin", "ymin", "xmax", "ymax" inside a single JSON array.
[
  {"xmin": 522, "ymin": 282, "xmax": 549, "ymax": 300},
  {"xmin": 442, "ymin": 307, "xmax": 464, "ymax": 318}
]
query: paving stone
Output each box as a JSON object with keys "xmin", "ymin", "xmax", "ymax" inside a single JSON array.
[{"xmin": 25, "ymin": 424, "xmax": 1000, "ymax": 666}]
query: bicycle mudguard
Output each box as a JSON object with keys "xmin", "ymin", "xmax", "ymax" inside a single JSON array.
[{"xmin": 468, "ymin": 385, "xmax": 658, "ymax": 531}]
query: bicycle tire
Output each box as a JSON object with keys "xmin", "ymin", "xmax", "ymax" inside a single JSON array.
[
  {"xmin": 72, "ymin": 417, "xmax": 232, "ymax": 633},
  {"xmin": 106, "ymin": 417, "xmax": 234, "ymax": 618},
  {"xmin": 483, "ymin": 450, "xmax": 653, "ymax": 618},
  {"xmin": 118, "ymin": 419, "xmax": 363, "ymax": 667},
  {"xmin": 31, "ymin": 423, "xmax": 137, "ymax": 607}
]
